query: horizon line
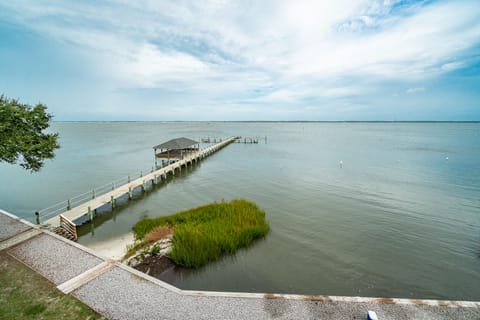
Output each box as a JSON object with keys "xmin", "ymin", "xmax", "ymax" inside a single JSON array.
[{"xmin": 52, "ymin": 120, "xmax": 480, "ymax": 123}]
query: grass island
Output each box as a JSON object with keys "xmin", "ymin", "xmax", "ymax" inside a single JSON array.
[{"xmin": 127, "ymin": 199, "xmax": 269, "ymax": 268}]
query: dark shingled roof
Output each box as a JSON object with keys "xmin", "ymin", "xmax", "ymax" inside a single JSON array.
[{"xmin": 153, "ymin": 137, "xmax": 199, "ymax": 150}]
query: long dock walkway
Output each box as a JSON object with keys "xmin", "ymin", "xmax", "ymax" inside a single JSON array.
[
  {"xmin": 1, "ymin": 209, "xmax": 479, "ymax": 320},
  {"xmin": 43, "ymin": 136, "xmax": 237, "ymax": 228}
]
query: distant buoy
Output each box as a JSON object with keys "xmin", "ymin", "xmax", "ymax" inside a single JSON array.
[
  {"xmin": 445, "ymin": 157, "xmax": 449, "ymax": 161},
  {"xmin": 339, "ymin": 160, "xmax": 343, "ymax": 168}
]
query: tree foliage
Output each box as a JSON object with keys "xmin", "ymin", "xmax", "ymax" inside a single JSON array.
[{"xmin": 0, "ymin": 95, "xmax": 60, "ymax": 172}]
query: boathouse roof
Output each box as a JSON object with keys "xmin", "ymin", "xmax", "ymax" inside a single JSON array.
[{"xmin": 153, "ymin": 137, "xmax": 199, "ymax": 150}]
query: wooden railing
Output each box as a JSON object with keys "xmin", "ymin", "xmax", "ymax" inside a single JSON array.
[{"xmin": 59, "ymin": 214, "xmax": 78, "ymax": 241}]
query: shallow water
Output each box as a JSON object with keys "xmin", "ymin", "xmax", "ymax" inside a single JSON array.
[{"xmin": 1, "ymin": 122, "xmax": 479, "ymax": 300}]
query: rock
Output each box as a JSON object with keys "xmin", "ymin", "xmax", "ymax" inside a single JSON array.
[
  {"xmin": 124, "ymin": 236, "xmax": 173, "ymax": 267},
  {"xmin": 160, "ymin": 248, "xmax": 171, "ymax": 256}
]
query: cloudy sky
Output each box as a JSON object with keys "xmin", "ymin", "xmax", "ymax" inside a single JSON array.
[{"xmin": 0, "ymin": 0, "xmax": 479, "ymax": 120}]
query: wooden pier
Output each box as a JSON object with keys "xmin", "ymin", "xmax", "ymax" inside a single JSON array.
[
  {"xmin": 235, "ymin": 136, "xmax": 267, "ymax": 144},
  {"xmin": 202, "ymin": 136, "xmax": 267, "ymax": 144},
  {"xmin": 42, "ymin": 137, "xmax": 238, "ymax": 235}
]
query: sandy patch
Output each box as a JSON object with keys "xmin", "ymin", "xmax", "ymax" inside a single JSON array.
[{"xmin": 86, "ymin": 233, "xmax": 134, "ymax": 261}]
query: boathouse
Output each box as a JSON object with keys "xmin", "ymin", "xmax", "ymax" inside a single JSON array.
[{"xmin": 153, "ymin": 137, "xmax": 200, "ymax": 166}]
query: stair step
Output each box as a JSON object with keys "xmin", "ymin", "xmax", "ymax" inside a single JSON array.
[{"xmin": 53, "ymin": 227, "xmax": 77, "ymax": 241}]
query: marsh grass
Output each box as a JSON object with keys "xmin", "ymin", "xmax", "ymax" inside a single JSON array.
[{"xmin": 132, "ymin": 199, "xmax": 269, "ymax": 268}]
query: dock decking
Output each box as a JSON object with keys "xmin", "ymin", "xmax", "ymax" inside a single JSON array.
[{"xmin": 42, "ymin": 137, "xmax": 237, "ymax": 229}]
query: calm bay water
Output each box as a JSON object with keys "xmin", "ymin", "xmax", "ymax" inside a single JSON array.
[{"xmin": 1, "ymin": 122, "xmax": 479, "ymax": 300}]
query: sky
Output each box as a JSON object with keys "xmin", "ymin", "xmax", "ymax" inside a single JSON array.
[{"xmin": 0, "ymin": 0, "xmax": 479, "ymax": 121}]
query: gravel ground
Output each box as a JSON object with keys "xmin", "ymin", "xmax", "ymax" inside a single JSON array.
[
  {"xmin": 8, "ymin": 233, "xmax": 103, "ymax": 284},
  {"xmin": 0, "ymin": 212, "xmax": 31, "ymax": 242},
  {"xmin": 74, "ymin": 266, "xmax": 480, "ymax": 320},
  {"xmin": 74, "ymin": 266, "xmax": 268, "ymax": 320}
]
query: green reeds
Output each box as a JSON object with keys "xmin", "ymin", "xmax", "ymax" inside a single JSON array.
[{"xmin": 132, "ymin": 199, "xmax": 269, "ymax": 268}]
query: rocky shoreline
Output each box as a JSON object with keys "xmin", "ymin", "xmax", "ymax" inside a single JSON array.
[
  {"xmin": 133, "ymin": 254, "xmax": 176, "ymax": 276},
  {"xmin": 125, "ymin": 236, "xmax": 175, "ymax": 276}
]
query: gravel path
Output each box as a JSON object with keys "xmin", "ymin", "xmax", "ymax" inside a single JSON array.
[
  {"xmin": 8, "ymin": 233, "xmax": 103, "ymax": 284},
  {"xmin": 74, "ymin": 265, "xmax": 480, "ymax": 320},
  {"xmin": 0, "ymin": 211, "xmax": 31, "ymax": 242}
]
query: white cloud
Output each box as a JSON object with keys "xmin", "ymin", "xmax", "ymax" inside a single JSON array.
[
  {"xmin": 121, "ymin": 44, "xmax": 209, "ymax": 87},
  {"xmin": 1, "ymin": 0, "xmax": 479, "ymax": 119},
  {"xmin": 288, "ymin": 1, "xmax": 480, "ymax": 80},
  {"xmin": 441, "ymin": 61, "xmax": 465, "ymax": 72},
  {"xmin": 4, "ymin": 0, "xmax": 479, "ymax": 82},
  {"xmin": 254, "ymin": 89, "xmax": 302, "ymax": 103},
  {"xmin": 405, "ymin": 87, "xmax": 425, "ymax": 94}
]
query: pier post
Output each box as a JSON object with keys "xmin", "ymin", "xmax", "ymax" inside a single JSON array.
[
  {"xmin": 92, "ymin": 190, "xmax": 96, "ymax": 199},
  {"xmin": 128, "ymin": 175, "xmax": 131, "ymax": 183},
  {"xmin": 90, "ymin": 220, "xmax": 95, "ymax": 236},
  {"xmin": 67, "ymin": 199, "xmax": 71, "ymax": 211},
  {"xmin": 112, "ymin": 182, "xmax": 115, "ymax": 191},
  {"xmin": 88, "ymin": 206, "xmax": 93, "ymax": 221},
  {"xmin": 111, "ymin": 195, "xmax": 115, "ymax": 209},
  {"xmin": 153, "ymin": 174, "xmax": 157, "ymax": 185},
  {"xmin": 151, "ymin": 166, "xmax": 154, "ymax": 173},
  {"xmin": 142, "ymin": 180, "xmax": 146, "ymax": 192},
  {"xmin": 35, "ymin": 211, "xmax": 40, "ymax": 225},
  {"xmin": 140, "ymin": 171, "xmax": 143, "ymax": 178},
  {"xmin": 128, "ymin": 187, "xmax": 132, "ymax": 200}
]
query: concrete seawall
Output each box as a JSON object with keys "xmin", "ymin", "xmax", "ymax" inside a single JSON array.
[{"xmin": 1, "ymin": 209, "xmax": 479, "ymax": 319}]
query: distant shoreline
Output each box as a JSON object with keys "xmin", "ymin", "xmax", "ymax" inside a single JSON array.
[{"xmin": 52, "ymin": 120, "xmax": 480, "ymax": 123}]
